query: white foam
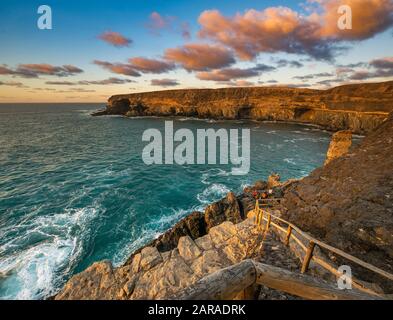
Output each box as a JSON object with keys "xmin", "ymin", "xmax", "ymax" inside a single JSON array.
[
  {"xmin": 197, "ymin": 183, "xmax": 230, "ymax": 205},
  {"xmin": 283, "ymin": 158, "xmax": 297, "ymax": 165},
  {"xmin": 0, "ymin": 207, "xmax": 98, "ymax": 300}
]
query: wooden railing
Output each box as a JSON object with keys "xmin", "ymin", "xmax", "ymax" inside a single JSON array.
[
  {"xmin": 172, "ymin": 260, "xmax": 383, "ymax": 300},
  {"xmin": 254, "ymin": 198, "xmax": 393, "ymax": 294}
]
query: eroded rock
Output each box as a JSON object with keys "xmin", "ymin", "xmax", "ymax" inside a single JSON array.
[{"xmin": 325, "ymin": 130, "xmax": 352, "ymax": 165}]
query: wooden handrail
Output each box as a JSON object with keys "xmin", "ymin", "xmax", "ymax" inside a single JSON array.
[
  {"xmin": 172, "ymin": 260, "xmax": 383, "ymax": 300},
  {"xmin": 254, "ymin": 201, "xmax": 393, "ymax": 282}
]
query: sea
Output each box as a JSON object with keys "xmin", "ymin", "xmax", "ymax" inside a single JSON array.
[{"xmin": 0, "ymin": 103, "xmax": 335, "ymax": 299}]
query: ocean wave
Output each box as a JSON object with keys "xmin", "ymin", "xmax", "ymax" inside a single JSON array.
[
  {"xmin": 0, "ymin": 207, "xmax": 99, "ymax": 300},
  {"xmin": 283, "ymin": 158, "xmax": 297, "ymax": 165},
  {"xmin": 197, "ymin": 183, "xmax": 230, "ymax": 205}
]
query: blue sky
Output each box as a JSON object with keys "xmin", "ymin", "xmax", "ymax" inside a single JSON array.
[{"xmin": 0, "ymin": 0, "xmax": 392, "ymax": 102}]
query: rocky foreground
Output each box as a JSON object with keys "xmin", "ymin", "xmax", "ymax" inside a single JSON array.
[{"xmin": 93, "ymin": 81, "xmax": 393, "ymax": 134}]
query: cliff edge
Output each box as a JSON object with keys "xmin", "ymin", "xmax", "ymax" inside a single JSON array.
[
  {"xmin": 282, "ymin": 112, "xmax": 393, "ymax": 290},
  {"xmin": 95, "ymin": 81, "xmax": 393, "ymax": 134}
]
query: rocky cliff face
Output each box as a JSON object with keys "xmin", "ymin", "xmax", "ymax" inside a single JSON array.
[
  {"xmin": 324, "ymin": 130, "xmax": 352, "ymax": 165},
  {"xmin": 282, "ymin": 112, "xmax": 393, "ymax": 290},
  {"xmin": 95, "ymin": 81, "xmax": 393, "ymax": 134}
]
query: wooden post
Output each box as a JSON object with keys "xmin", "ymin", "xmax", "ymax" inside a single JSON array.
[
  {"xmin": 284, "ymin": 225, "xmax": 292, "ymax": 246},
  {"xmin": 301, "ymin": 241, "xmax": 315, "ymax": 274},
  {"xmin": 265, "ymin": 213, "xmax": 271, "ymax": 232},
  {"xmin": 255, "ymin": 201, "xmax": 259, "ymax": 225}
]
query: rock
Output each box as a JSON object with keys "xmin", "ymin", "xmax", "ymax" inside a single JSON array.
[
  {"xmin": 190, "ymin": 249, "xmax": 225, "ymax": 276},
  {"xmin": 55, "ymin": 260, "xmax": 119, "ymax": 300},
  {"xmin": 325, "ymin": 130, "xmax": 352, "ymax": 165},
  {"xmin": 254, "ymin": 180, "xmax": 268, "ymax": 190},
  {"xmin": 209, "ymin": 221, "xmax": 238, "ymax": 247},
  {"xmin": 140, "ymin": 247, "xmax": 162, "ymax": 271},
  {"xmin": 130, "ymin": 253, "xmax": 141, "ymax": 273},
  {"xmin": 282, "ymin": 112, "xmax": 393, "ymax": 291},
  {"xmin": 123, "ymin": 276, "xmax": 137, "ymax": 296},
  {"xmin": 267, "ymin": 173, "xmax": 281, "ymax": 189},
  {"xmin": 124, "ymin": 211, "xmax": 206, "ymax": 264},
  {"xmin": 153, "ymin": 211, "xmax": 206, "ymax": 252},
  {"xmin": 195, "ymin": 234, "xmax": 214, "ymax": 251},
  {"xmin": 204, "ymin": 192, "xmax": 242, "ymax": 231},
  {"xmin": 177, "ymin": 236, "xmax": 202, "ymax": 261},
  {"xmin": 99, "ymin": 82, "xmax": 393, "ymax": 135}
]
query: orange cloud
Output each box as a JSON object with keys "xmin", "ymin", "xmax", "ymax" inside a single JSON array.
[
  {"xmin": 151, "ymin": 79, "xmax": 179, "ymax": 87},
  {"xmin": 198, "ymin": 0, "xmax": 393, "ymax": 60},
  {"xmin": 164, "ymin": 43, "xmax": 235, "ymax": 71},
  {"xmin": 196, "ymin": 64, "xmax": 275, "ymax": 82},
  {"xmin": 98, "ymin": 31, "xmax": 132, "ymax": 47},
  {"xmin": 0, "ymin": 64, "xmax": 83, "ymax": 78},
  {"xmin": 317, "ymin": 0, "xmax": 393, "ymax": 40},
  {"xmin": 128, "ymin": 57, "xmax": 176, "ymax": 73},
  {"xmin": 93, "ymin": 60, "xmax": 141, "ymax": 77}
]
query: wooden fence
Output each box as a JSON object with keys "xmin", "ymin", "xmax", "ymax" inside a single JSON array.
[{"xmin": 254, "ymin": 198, "xmax": 393, "ymax": 296}]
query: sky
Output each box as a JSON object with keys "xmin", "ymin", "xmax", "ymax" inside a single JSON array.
[{"xmin": 0, "ymin": 0, "xmax": 393, "ymax": 102}]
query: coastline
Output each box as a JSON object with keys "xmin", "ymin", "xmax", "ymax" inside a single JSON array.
[
  {"xmin": 53, "ymin": 82, "xmax": 393, "ymax": 300},
  {"xmin": 93, "ymin": 81, "xmax": 393, "ymax": 135}
]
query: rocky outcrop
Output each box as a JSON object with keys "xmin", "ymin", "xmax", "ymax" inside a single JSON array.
[
  {"xmin": 281, "ymin": 112, "xmax": 393, "ymax": 290},
  {"xmin": 55, "ymin": 216, "xmax": 303, "ymax": 300},
  {"xmin": 204, "ymin": 192, "xmax": 243, "ymax": 232},
  {"xmin": 324, "ymin": 130, "xmax": 352, "ymax": 165},
  {"xmin": 125, "ymin": 192, "xmax": 246, "ymax": 265},
  {"xmin": 94, "ymin": 81, "xmax": 393, "ymax": 134}
]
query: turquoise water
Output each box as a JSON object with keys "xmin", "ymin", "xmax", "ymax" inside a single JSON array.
[{"xmin": 0, "ymin": 104, "xmax": 332, "ymax": 299}]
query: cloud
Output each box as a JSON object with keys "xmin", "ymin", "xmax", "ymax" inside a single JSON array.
[
  {"xmin": 0, "ymin": 64, "xmax": 83, "ymax": 78},
  {"xmin": 369, "ymin": 57, "xmax": 393, "ymax": 70},
  {"xmin": 93, "ymin": 60, "xmax": 141, "ymax": 77},
  {"xmin": 181, "ymin": 22, "xmax": 191, "ymax": 40},
  {"xmin": 164, "ymin": 43, "xmax": 236, "ymax": 71},
  {"xmin": 128, "ymin": 57, "xmax": 176, "ymax": 73},
  {"xmin": 196, "ymin": 64, "xmax": 275, "ymax": 81},
  {"xmin": 83, "ymin": 78, "xmax": 135, "ymax": 85},
  {"xmin": 94, "ymin": 57, "xmax": 176, "ymax": 76},
  {"xmin": 293, "ymin": 72, "xmax": 334, "ymax": 80},
  {"xmin": 45, "ymin": 77, "xmax": 135, "ymax": 86},
  {"xmin": 146, "ymin": 12, "xmax": 175, "ymax": 35},
  {"xmin": 151, "ymin": 79, "xmax": 179, "ymax": 87},
  {"xmin": 0, "ymin": 81, "xmax": 26, "ymax": 87},
  {"xmin": 197, "ymin": 1, "xmax": 393, "ymax": 60},
  {"xmin": 275, "ymin": 59, "xmax": 304, "ymax": 68},
  {"xmin": 98, "ymin": 31, "xmax": 132, "ymax": 47},
  {"xmin": 336, "ymin": 56, "xmax": 393, "ymax": 80},
  {"xmin": 146, "ymin": 12, "xmax": 192, "ymax": 39},
  {"xmin": 317, "ymin": 0, "xmax": 393, "ymax": 40}
]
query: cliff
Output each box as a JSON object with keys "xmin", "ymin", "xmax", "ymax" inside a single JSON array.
[
  {"xmin": 94, "ymin": 81, "xmax": 393, "ymax": 134},
  {"xmin": 282, "ymin": 112, "xmax": 393, "ymax": 290},
  {"xmin": 324, "ymin": 130, "xmax": 352, "ymax": 165}
]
